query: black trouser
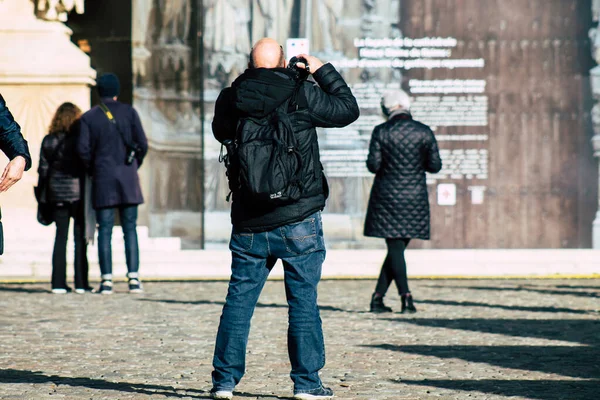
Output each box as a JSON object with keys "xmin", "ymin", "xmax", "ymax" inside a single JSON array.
[
  {"xmin": 374, "ymin": 238, "xmax": 411, "ymax": 296},
  {"xmin": 51, "ymin": 201, "xmax": 89, "ymax": 289}
]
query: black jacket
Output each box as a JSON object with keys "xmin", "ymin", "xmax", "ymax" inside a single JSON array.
[
  {"xmin": 38, "ymin": 132, "xmax": 83, "ymax": 203},
  {"xmin": 78, "ymin": 99, "xmax": 148, "ymax": 209},
  {"xmin": 364, "ymin": 113, "xmax": 442, "ymax": 239},
  {"xmin": 213, "ymin": 63, "xmax": 359, "ymax": 231},
  {"xmin": 0, "ymin": 94, "xmax": 32, "ymax": 170}
]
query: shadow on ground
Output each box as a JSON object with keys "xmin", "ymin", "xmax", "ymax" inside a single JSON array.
[
  {"xmin": 422, "ymin": 284, "xmax": 599, "ymax": 298},
  {"xmin": 365, "ymin": 316, "xmax": 600, "ymax": 399},
  {"xmin": 392, "ymin": 378, "xmax": 600, "ymax": 400},
  {"xmin": 381, "ymin": 318, "xmax": 600, "ymax": 346},
  {"xmin": 138, "ymin": 298, "xmax": 360, "ymax": 313},
  {"xmin": 0, "ymin": 369, "xmax": 209, "ymax": 398},
  {"xmin": 363, "ymin": 344, "xmax": 600, "ymax": 379},
  {"xmin": 0, "ymin": 285, "xmax": 48, "ymax": 294},
  {"xmin": 0, "ymin": 369, "xmax": 289, "ymax": 399},
  {"xmin": 417, "ymin": 298, "xmax": 595, "ymax": 314}
]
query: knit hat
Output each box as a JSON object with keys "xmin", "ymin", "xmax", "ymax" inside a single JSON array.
[
  {"xmin": 381, "ymin": 89, "xmax": 411, "ymax": 112},
  {"xmin": 96, "ymin": 73, "xmax": 121, "ymax": 98}
]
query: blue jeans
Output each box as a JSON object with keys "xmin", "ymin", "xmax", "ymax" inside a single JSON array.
[
  {"xmin": 212, "ymin": 211, "xmax": 327, "ymax": 393},
  {"xmin": 96, "ymin": 205, "xmax": 139, "ymax": 279}
]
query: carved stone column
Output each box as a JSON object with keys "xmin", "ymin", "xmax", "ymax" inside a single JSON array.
[
  {"xmin": 0, "ymin": 0, "xmax": 95, "ymax": 210},
  {"xmin": 133, "ymin": 0, "xmax": 203, "ymax": 247},
  {"xmin": 591, "ymin": 0, "xmax": 600, "ymax": 248},
  {"xmin": 592, "ymin": 124, "xmax": 600, "ymax": 248}
]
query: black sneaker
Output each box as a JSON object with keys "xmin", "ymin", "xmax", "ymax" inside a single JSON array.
[
  {"xmin": 96, "ymin": 280, "xmax": 113, "ymax": 295},
  {"xmin": 294, "ymin": 386, "xmax": 334, "ymax": 399},
  {"xmin": 128, "ymin": 278, "xmax": 143, "ymax": 294},
  {"xmin": 209, "ymin": 388, "xmax": 233, "ymax": 399}
]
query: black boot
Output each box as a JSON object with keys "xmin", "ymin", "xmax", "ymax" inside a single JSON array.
[
  {"xmin": 401, "ymin": 293, "xmax": 417, "ymax": 313},
  {"xmin": 370, "ymin": 293, "xmax": 393, "ymax": 313}
]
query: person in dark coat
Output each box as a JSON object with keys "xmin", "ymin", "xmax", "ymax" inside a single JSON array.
[
  {"xmin": 38, "ymin": 103, "xmax": 91, "ymax": 294},
  {"xmin": 77, "ymin": 73, "xmax": 148, "ymax": 295},
  {"xmin": 364, "ymin": 89, "xmax": 442, "ymax": 313},
  {"xmin": 210, "ymin": 38, "xmax": 359, "ymax": 400},
  {"xmin": 0, "ymin": 94, "xmax": 32, "ymax": 192}
]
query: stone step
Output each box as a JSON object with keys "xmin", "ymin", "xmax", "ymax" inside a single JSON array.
[
  {"xmin": 1, "ymin": 249, "xmax": 599, "ymax": 281},
  {"xmin": 4, "ymin": 235, "xmax": 182, "ymax": 253}
]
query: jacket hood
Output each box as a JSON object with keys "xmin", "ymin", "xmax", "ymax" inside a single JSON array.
[{"xmin": 232, "ymin": 68, "xmax": 297, "ymax": 118}]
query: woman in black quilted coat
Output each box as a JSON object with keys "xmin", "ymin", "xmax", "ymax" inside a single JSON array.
[
  {"xmin": 38, "ymin": 103, "xmax": 90, "ymax": 294},
  {"xmin": 364, "ymin": 90, "xmax": 442, "ymax": 313}
]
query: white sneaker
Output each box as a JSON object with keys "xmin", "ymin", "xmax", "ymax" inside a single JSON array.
[
  {"xmin": 210, "ymin": 389, "xmax": 233, "ymax": 399},
  {"xmin": 294, "ymin": 386, "xmax": 334, "ymax": 399},
  {"xmin": 51, "ymin": 288, "xmax": 68, "ymax": 294}
]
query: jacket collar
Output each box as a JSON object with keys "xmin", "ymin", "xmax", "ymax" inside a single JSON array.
[{"xmin": 389, "ymin": 109, "xmax": 412, "ymax": 120}]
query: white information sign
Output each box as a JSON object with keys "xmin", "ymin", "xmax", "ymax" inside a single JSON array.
[
  {"xmin": 437, "ymin": 183, "xmax": 457, "ymax": 206},
  {"xmin": 468, "ymin": 186, "xmax": 486, "ymax": 205}
]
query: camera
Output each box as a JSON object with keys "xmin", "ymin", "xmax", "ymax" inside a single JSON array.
[{"xmin": 287, "ymin": 56, "xmax": 310, "ymax": 81}]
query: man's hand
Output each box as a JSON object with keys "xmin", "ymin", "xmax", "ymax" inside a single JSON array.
[
  {"xmin": 296, "ymin": 54, "xmax": 325, "ymax": 74},
  {"xmin": 0, "ymin": 156, "xmax": 26, "ymax": 192}
]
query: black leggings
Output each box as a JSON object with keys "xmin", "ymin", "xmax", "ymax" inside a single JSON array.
[
  {"xmin": 51, "ymin": 202, "xmax": 89, "ymax": 289},
  {"xmin": 375, "ymin": 238, "xmax": 411, "ymax": 296}
]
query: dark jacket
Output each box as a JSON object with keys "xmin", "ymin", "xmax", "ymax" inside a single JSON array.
[
  {"xmin": 213, "ymin": 63, "xmax": 359, "ymax": 232},
  {"xmin": 77, "ymin": 99, "xmax": 148, "ymax": 209},
  {"xmin": 0, "ymin": 94, "xmax": 32, "ymax": 170},
  {"xmin": 364, "ymin": 112, "xmax": 442, "ymax": 239},
  {"xmin": 38, "ymin": 131, "xmax": 83, "ymax": 203}
]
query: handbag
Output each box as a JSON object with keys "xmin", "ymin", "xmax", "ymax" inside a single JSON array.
[
  {"xmin": 34, "ymin": 135, "xmax": 66, "ymax": 226},
  {"xmin": 34, "ymin": 184, "xmax": 53, "ymax": 226}
]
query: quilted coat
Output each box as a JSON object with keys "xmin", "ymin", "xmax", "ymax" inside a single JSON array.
[
  {"xmin": 38, "ymin": 131, "xmax": 83, "ymax": 203},
  {"xmin": 364, "ymin": 112, "xmax": 442, "ymax": 239}
]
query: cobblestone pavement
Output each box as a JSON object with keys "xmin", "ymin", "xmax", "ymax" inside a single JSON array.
[{"xmin": 0, "ymin": 279, "xmax": 598, "ymax": 400}]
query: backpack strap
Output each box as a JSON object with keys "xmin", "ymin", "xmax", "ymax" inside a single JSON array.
[{"xmin": 287, "ymin": 82, "xmax": 308, "ymax": 113}]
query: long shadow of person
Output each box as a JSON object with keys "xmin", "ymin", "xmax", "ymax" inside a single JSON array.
[
  {"xmin": 0, "ymin": 369, "xmax": 290, "ymax": 399},
  {"xmin": 388, "ymin": 378, "xmax": 600, "ymax": 400},
  {"xmin": 0, "ymin": 368, "xmax": 209, "ymax": 398},
  {"xmin": 362, "ymin": 317, "xmax": 600, "ymax": 399},
  {"xmin": 416, "ymin": 298, "xmax": 595, "ymax": 315},
  {"xmin": 422, "ymin": 284, "xmax": 600, "ymax": 298},
  {"xmin": 137, "ymin": 298, "xmax": 355, "ymax": 313},
  {"xmin": 0, "ymin": 285, "xmax": 48, "ymax": 294}
]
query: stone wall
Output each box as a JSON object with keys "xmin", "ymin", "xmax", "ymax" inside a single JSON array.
[
  {"xmin": 132, "ymin": 0, "xmax": 203, "ymax": 248},
  {"xmin": 0, "ymin": 0, "xmax": 95, "ymax": 211}
]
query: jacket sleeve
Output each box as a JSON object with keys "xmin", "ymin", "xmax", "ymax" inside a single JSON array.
[
  {"xmin": 212, "ymin": 87, "xmax": 238, "ymax": 143},
  {"xmin": 424, "ymin": 129, "xmax": 442, "ymax": 173},
  {"xmin": 131, "ymin": 108, "xmax": 148, "ymax": 168},
  {"xmin": 0, "ymin": 95, "xmax": 32, "ymax": 170},
  {"xmin": 38, "ymin": 136, "xmax": 50, "ymax": 179},
  {"xmin": 366, "ymin": 126, "xmax": 382, "ymax": 173},
  {"xmin": 77, "ymin": 117, "xmax": 93, "ymax": 171},
  {"xmin": 305, "ymin": 63, "xmax": 360, "ymax": 128}
]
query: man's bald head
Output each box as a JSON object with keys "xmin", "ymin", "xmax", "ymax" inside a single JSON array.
[{"xmin": 249, "ymin": 38, "xmax": 285, "ymax": 69}]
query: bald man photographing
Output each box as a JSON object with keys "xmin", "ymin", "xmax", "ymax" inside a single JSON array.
[{"xmin": 211, "ymin": 38, "xmax": 359, "ymax": 399}]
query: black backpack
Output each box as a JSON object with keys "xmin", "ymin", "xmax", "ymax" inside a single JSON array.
[{"xmin": 224, "ymin": 85, "xmax": 307, "ymax": 208}]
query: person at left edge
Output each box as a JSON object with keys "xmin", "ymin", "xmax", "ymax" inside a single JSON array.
[{"xmin": 0, "ymin": 94, "xmax": 31, "ymax": 193}]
